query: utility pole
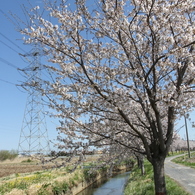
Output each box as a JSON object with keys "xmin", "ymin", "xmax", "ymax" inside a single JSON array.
[{"xmin": 184, "ymin": 114, "xmax": 191, "ymax": 158}]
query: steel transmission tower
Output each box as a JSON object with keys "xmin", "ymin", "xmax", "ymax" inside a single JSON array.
[{"xmin": 18, "ymin": 45, "xmax": 50, "ymax": 155}]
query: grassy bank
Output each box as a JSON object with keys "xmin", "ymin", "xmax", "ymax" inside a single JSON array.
[
  {"xmin": 172, "ymin": 152, "xmax": 195, "ymax": 169},
  {"xmin": 124, "ymin": 160, "xmax": 190, "ymax": 195},
  {"xmin": 0, "ymin": 157, "xmax": 132, "ymax": 195},
  {"xmin": 0, "ymin": 165, "xmax": 100, "ymax": 195}
]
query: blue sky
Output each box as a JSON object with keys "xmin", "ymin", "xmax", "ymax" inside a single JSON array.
[
  {"xmin": 0, "ymin": 0, "xmax": 194, "ymax": 152},
  {"xmin": 0, "ymin": 0, "xmax": 58, "ymax": 151}
]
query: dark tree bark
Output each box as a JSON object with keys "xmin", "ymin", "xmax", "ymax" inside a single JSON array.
[
  {"xmin": 152, "ymin": 156, "xmax": 166, "ymax": 195},
  {"xmin": 136, "ymin": 154, "xmax": 145, "ymax": 176}
]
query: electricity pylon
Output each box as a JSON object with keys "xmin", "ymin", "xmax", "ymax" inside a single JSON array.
[{"xmin": 18, "ymin": 45, "xmax": 50, "ymax": 155}]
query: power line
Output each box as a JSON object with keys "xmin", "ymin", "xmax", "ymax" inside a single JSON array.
[
  {"xmin": 0, "ymin": 40, "xmax": 20, "ymax": 54},
  {"xmin": 0, "ymin": 39, "xmax": 29, "ymax": 66},
  {"xmin": 0, "ymin": 32, "xmax": 26, "ymax": 53},
  {"xmin": 0, "ymin": 9, "xmax": 19, "ymax": 29},
  {"xmin": 0, "ymin": 78, "xmax": 15, "ymax": 85},
  {"xmin": 0, "ymin": 57, "xmax": 18, "ymax": 69},
  {"xmin": 0, "ymin": 9, "xmax": 27, "ymax": 55}
]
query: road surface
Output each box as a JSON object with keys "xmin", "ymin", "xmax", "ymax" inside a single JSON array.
[{"xmin": 165, "ymin": 155, "xmax": 195, "ymax": 195}]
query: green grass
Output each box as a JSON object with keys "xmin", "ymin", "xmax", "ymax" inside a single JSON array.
[
  {"xmin": 172, "ymin": 153, "xmax": 195, "ymax": 169},
  {"xmin": 124, "ymin": 161, "xmax": 190, "ymax": 195},
  {"xmin": 0, "ymin": 159, "xmax": 133, "ymax": 195},
  {"xmin": 167, "ymin": 151, "xmax": 186, "ymax": 157},
  {"xmin": 0, "ymin": 165, "xmax": 99, "ymax": 195},
  {"xmin": 0, "ymin": 171, "xmax": 54, "ymax": 194},
  {"xmin": 21, "ymin": 158, "xmax": 34, "ymax": 163},
  {"xmin": 51, "ymin": 181, "xmax": 69, "ymax": 195}
]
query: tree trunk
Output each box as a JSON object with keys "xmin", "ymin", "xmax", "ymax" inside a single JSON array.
[
  {"xmin": 140, "ymin": 160, "xmax": 145, "ymax": 176},
  {"xmin": 152, "ymin": 157, "xmax": 167, "ymax": 195},
  {"xmin": 136, "ymin": 155, "xmax": 145, "ymax": 175}
]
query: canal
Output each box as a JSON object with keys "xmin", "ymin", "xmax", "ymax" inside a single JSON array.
[{"xmin": 77, "ymin": 171, "xmax": 131, "ymax": 195}]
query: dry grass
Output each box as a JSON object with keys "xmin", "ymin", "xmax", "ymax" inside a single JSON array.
[
  {"xmin": 0, "ymin": 155, "xmax": 99, "ymax": 179},
  {"xmin": 0, "ymin": 157, "xmax": 43, "ymax": 178},
  {"xmin": 5, "ymin": 188, "xmax": 26, "ymax": 195},
  {"xmin": 172, "ymin": 153, "xmax": 195, "ymax": 169}
]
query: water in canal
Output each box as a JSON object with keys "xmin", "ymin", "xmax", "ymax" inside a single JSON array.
[{"xmin": 77, "ymin": 171, "xmax": 130, "ymax": 195}]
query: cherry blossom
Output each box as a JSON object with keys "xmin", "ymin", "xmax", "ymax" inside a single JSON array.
[{"xmin": 19, "ymin": 0, "xmax": 195, "ymax": 194}]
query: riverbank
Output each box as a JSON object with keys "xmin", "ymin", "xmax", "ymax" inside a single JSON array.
[
  {"xmin": 66, "ymin": 165, "xmax": 131, "ymax": 195},
  {"xmin": 0, "ymin": 157, "xmax": 133, "ymax": 195},
  {"xmin": 77, "ymin": 171, "xmax": 130, "ymax": 195},
  {"xmin": 172, "ymin": 152, "xmax": 195, "ymax": 168}
]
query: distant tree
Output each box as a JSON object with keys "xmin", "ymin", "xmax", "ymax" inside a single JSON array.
[
  {"xmin": 19, "ymin": 0, "xmax": 195, "ymax": 194},
  {"xmin": 0, "ymin": 150, "xmax": 18, "ymax": 161},
  {"xmin": 50, "ymin": 150, "xmax": 56, "ymax": 157},
  {"xmin": 171, "ymin": 138, "xmax": 195, "ymax": 152}
]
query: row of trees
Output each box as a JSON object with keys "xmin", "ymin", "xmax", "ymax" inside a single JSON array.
[
  {"xmin": 170, "ymin": 138, "xmax": 195, "ymax": 153},
  {"xmin": 18, "ymin": 0, "xmax": 195, "ymax": 194}
]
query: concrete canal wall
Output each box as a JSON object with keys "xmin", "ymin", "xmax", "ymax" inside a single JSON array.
[{"xmin": 65, "ymin": 165, "xmax": 131, "ymax": 195}]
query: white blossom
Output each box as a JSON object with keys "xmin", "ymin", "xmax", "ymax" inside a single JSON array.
[{"xmin": 19, "ymin": 0, "xmax": 195, "ymax": 193}]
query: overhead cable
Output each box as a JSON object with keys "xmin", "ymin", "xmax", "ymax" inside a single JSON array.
[
  {"xmin": 0, "ymin": 32, "xmax": 26, "ymax": 53},
  {"xmin": 0, "ymin": 40, "xmax": 20, "ymax": 54},
  {"xmin": 0, "ymin": 78, "xmax": 15, "ymax": 85},
  {"xmin": 0, "ymin": 57, "xmax": 19, "ymax": 69}
]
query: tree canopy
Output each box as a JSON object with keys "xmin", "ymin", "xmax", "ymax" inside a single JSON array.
[{"xmin": 19, "ymin": 0, "xmax": 195, "ymax": 194}]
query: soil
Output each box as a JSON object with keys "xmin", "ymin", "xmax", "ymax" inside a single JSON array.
[
  {"xmin": 0, "ymin": 164, "xmax": 43, "ymax": 178},
  {"xmin": 0, "ymin": 157, "xmax": 49, "ymax": 178},
  {"xmin": 0, "ymin": 155, "xmax": 99, "ymax": 178}
]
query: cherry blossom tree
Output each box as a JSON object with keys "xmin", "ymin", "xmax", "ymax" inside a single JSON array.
[{"xmin": 19, "ymin": 0, "xmax": 195, "ymax": 194}]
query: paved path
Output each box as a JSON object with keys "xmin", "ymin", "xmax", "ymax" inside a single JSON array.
[{"xmin": 165, "ymin": 155, "xmax": 195, "ymax": 195}]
